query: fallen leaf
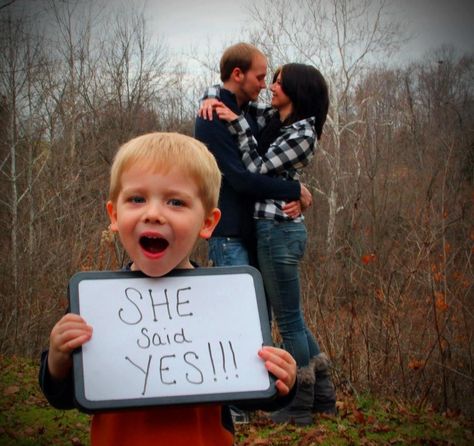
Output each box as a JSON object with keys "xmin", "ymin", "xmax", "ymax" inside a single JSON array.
[
  {"xmin": 298, "ymin": 429, "xmax": 325, "ymax": 445},
  {"xmin": 3, "ymin": 385, "xmax": 20, "ymax": 396},
  {"xmin": 251, "ymin": 439, "xmax": 271, "ymax": 445},
  {"xmin": 337, "ymin": 423, "xmax": 347, "ymax": 433},
  {"xmin": 373, "ymin": 423, "xmax": 391, "ymax": 433},
  {"xmin": 353, "ymin": 409, "xmax": 366, "ymax": 424}
]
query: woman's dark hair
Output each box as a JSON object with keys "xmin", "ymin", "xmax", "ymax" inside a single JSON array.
[{"xmin": 274, "ymin": 63, "xmax": 329, "ymax": 139}]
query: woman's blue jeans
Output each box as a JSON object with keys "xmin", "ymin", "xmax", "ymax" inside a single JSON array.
[{"xmin": 256, "ymin": 219, "xmax": 320, "ymax": 367}]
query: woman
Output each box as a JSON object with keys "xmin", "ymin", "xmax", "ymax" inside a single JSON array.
[{"xmin": 200, "ymin": 63, "xmax": 336, "ymax": 425}]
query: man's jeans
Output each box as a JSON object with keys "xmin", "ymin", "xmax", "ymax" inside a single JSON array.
[
  {"xmin": 208, "ymin": 236, "xmax": 251, "ymax": 423},
  {"xmin": 208, "ymin": 237, "xmax": 250, "ymax": 266},
  {"xmin": 256, "ymin": 219, "xmax": 320, "ymax": 367}
]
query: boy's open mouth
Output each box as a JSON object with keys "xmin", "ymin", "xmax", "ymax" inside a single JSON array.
[{"xmin": 139, "ymin": 236, "xmax": 169, "ymax": 254}]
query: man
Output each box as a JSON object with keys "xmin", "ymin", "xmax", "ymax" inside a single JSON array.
[
  {"xmin": 194, "ymin": 42, "xmax": 311, "ymax": 268},
  {"xmin": 195, "ymin": 42, "xmax": 313, "ymax": 425}
]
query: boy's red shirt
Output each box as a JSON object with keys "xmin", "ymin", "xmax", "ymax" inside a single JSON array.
[{"xmin": 91, "ymin": 404, "xmax": 233, "ymax": 446}]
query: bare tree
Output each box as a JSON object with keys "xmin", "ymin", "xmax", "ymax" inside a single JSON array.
[
  {"xmin": 0, "ymin": 1, "xmax": 176, "ymax": 355},
  {"xmin": 98, "ymin": 7, "xmax": 169, "ymax": 147},
  {"xmin": 0, "ymin": 1, "xmax": 16, "ymax": 11},
  {"xmin": 237, "ymin": 1, "xmax": 474, "ymax": 415},
  {"xmin": 247, "ymin": 0, "xmax": 404, "ymax": 254}
]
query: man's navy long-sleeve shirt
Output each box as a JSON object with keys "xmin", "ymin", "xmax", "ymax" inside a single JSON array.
[{"xmin": 194, "ymin": 88, "xmax": 300, "ymax": 242}]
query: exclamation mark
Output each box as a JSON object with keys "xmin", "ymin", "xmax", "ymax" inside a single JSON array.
[
  {"xmin": 228, "ymin": 341, "xmax": 239, "ymax": 378},
  {"xmin": 219, "ymin": 341, "xmax": 228, "ymax": 380},
  {"xmin": 208, "ymin": 342, "xmax": 217, "ymax": 381}
]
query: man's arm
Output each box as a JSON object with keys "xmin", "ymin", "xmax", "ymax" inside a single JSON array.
[{"xmin": 194, "ymin": 116, "xmax": 300, "ymax": 201}]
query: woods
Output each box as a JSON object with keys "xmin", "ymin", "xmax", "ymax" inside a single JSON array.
[{"xmin": 1, "ymin": 0, "xmax": 472, "ymax": 419}]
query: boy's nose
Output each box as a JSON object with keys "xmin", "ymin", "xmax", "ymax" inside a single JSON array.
[{"xmin": 144, "ymin": 202, "xmax": 166, "ymax": 224}]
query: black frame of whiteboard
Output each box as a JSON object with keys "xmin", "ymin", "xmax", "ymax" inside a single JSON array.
[{"xmin": 68, "ymin": 265, "xmax": 277, "ymax": 413}]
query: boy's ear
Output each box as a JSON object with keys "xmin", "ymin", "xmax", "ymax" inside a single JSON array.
[
  {"xmin": 106, "ymin": 201, "xmax": 119, "ymax": 232},
  {"xmin": 199, "ymin": 208, "xmax": 221, "ymax": 240}
]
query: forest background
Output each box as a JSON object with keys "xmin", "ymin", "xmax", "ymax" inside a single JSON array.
[{"xmin": 1, "ymin": 0, "xmax": 473, "ymax": 419}]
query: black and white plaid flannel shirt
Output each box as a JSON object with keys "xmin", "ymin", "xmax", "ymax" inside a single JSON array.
[{"xmin": 202, "ymin": 85, "xmax": 317, "ymax": 222}]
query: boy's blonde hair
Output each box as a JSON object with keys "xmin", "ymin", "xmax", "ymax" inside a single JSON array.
[{"xmin": 109, "ymin": 132, "xmax": 221, "ymax": 213}]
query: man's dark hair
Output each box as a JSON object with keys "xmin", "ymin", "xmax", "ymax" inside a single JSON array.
[{"xmin": 220, "ymin": 42, "xmax": 264, "ymax": 82}]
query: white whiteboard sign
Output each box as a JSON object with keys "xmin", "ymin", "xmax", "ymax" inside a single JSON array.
[{"xmin": 69, "ymin": 266, "xmax": 276, "ymax": 412}]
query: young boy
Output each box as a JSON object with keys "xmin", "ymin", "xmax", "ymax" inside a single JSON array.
[{"xmin": 39, "ymin": 132, "xmax": 297, "ymax": 446}]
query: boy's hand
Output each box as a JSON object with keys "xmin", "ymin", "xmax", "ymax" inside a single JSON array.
[
  {"xmin": 259, "ymin": 346, "xmax": 297, "ymax": 396},
  {"xmin": 48, "ymin": 313, "xmax": 93, "ymax": 381}
]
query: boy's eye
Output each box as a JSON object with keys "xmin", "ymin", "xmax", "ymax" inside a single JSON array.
[
  {"xmin": 130, "ymin": 196, "xmax": 145, "ymax": 204},
  {"xmin": 168, "ymin": 198, "xmax": 184, "ymax": 207}
]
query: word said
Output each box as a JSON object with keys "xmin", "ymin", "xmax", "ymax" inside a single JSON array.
[{"xmin": 137, "ymin": 326, "xmax": 192, "ymax": 349}]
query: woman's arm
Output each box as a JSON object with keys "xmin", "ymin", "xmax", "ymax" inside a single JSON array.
[
  {"xmin": 207, "ymin": 102, "xmax": 311, "ymax": 218},
  {"xmin": 246, "ymin": 101, "xmax": 275, "ymax": 131},
  {"xmin": 226, "ymin": 115, "xmax": 317, "ymax": 175},
  {"xmin": 198, "ymin": 85, "xmax": 221, "ymax": 120},
  {"xmin": 198, "ymin": 84, "xmax": 274, "ymax": 130},
  {"xmin": 195, "ymin": 107, "xmax": 301, "ymax": 202},
  {"xmin": 213, "ymin": 102, "xmax": 316, "ymax": 176}
]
